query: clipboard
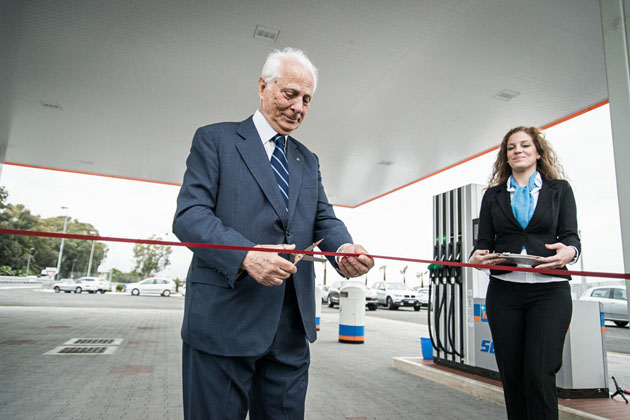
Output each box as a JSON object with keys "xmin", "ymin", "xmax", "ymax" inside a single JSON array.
[
  {"xmin": 293, "ymin": 239, "xmax": 326, "ymax": 264},
  {"xmin": 498, "ymin": 252, "xmax": 543, "ymax": 266}
]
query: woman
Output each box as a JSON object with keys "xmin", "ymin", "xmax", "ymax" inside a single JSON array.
[{"xmin": 469, "ymin": 126, "xmax": 580, "ymax": 420}]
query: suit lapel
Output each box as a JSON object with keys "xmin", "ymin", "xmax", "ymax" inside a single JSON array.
[
  {"xmin": 235, "ymin": 118, "xmax": 288, "ymax": 226},
  {"xmin": 286, "ymin": 137, "xmax": 303, "ymax": 223},
  {"xmin": 527, "ymin": 179, "xmax": 555, "ymax": 231},
  {"xmin": 496, "ymin": 187, "xmax": 521, "ymax": 229}
]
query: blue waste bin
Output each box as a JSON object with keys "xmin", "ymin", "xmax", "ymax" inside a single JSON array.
[{"xmin": 421, "ymin": 337, "xmax": 433, "ymax": 360}]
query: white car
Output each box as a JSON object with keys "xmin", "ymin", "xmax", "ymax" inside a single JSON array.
[
  {"xmin": 319, "ymin": 285, "xmax": 331, "ymax": 303},
  {"xmin": 413, "ymin": 287, "xmax": 430, "ymax": 307},
  {"xmin": 76, "ymin": 276, "xmax": 110, "ymax": 294},
  {"xmin": 372, "ymin": 281, "xmax": 422, "ymax": 311},
  {"xmin": 580, "ymin": 286, "xmax": 628, "ymax": 327},
  {"xmin": 52, "ymin": 278, "xmax": 83, "ymax": 294},
  {"xmin": 52, "ymin": 277, "xmax": 108, "ymax": 294},
  {"xmin": 123, "ymin": 278, "xmax": 176, "ymax": 297}
]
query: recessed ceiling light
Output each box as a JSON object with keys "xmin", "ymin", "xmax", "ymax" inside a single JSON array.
[
  {"xmin": 253, "ymin": 25, "xmax": 280, "ymax": 42},
  {"xmin": 378, "ymin": 160, "xmax": 393, "ymax": 166},
  {"xmin": 493, "ymin": 89, "xmax": 520, "ymax": 101},
  {"xmin": 40, "ymin": 101, "xmax": 63, "ymax": 111}
]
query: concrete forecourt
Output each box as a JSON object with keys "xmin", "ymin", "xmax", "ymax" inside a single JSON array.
[{"xmin": 1, "ymin": 285, "xmax": 628, "ymax": 419}]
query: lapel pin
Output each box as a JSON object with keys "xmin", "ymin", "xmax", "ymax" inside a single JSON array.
[{"xmin": 296, "ymin": 157, "xmax": 300, "ymax": 162}]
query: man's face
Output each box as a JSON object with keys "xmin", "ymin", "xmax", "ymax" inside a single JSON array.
[{"xmin": 258, "ymin": 60, "xmax": 314, "ymax": 135}]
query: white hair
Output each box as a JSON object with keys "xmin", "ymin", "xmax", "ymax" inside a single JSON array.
[{"xmin": 260, "ymin": 47, "xmax": 318, "ymax": 92}]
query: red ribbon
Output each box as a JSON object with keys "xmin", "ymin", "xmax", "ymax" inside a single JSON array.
[{"xmin": 1, "ymin": 228, "xmax": 628, "ymax": 280}]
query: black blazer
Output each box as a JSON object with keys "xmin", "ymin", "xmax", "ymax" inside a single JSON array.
[{"xmin": 473, "ymin": 177, "xmax": 580, "ymax": 280}]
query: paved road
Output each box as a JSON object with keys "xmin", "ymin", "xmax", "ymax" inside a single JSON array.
[
  {"xmin": 3, "ymin": 287, "xmax": 628, "ymax": 354},
  {"xmin": 0, "ymin": 286, "xmax": 507, "ymax": 420},
  {"xmin": 0, "ymin": 286, "xmax": 185, "ymax": 310}
]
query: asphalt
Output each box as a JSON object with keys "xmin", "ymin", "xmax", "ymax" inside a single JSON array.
[{"xmin": 0, "ymin": 286, "xmax": 628, "ymax": 420}]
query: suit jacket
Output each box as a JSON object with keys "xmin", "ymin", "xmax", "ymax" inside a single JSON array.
[
  {"xmin": 473, "ymin": 178, "xmax": 580, "ymax": 279},
  {"xmin": 173, "ymin": 116, "xmax": 353, "ymax": 357}
]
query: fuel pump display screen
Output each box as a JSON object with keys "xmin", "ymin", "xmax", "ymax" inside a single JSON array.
[{"xmin": 472, "ymin": 218, "xmax": 480, "ymax": 246}]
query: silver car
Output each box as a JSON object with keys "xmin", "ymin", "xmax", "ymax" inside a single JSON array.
[
  {"xmin": 123, "ymin": 277, "xmax": 176, "ymax": 297},
  {"xmin": 372, "ymin": 281, "xmax": 421, "ymax": 311},
  {"xmin": 414, "ymin": 287, "xmax": 430, "ymax": 307},
  {"xmin": 319, "ymin": 285, "xmax": 331, "ymax": 303},
  {"xmin": 52, "ymin": 278, "xmax": 83, "ymax": 294},
  {"xmin": 580, "ymin": 286, "xmax": 628, "ymax": 327}
]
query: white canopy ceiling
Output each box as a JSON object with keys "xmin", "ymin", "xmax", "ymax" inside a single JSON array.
[{"xmin": 1, "ymin": 0, "xmax": 607, "ymax": 206}]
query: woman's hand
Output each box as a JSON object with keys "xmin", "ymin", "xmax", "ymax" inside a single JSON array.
[
  {"xmin": 469, "ymin": 249, "xmax": 507, "ymax": 266},
  {"xmin": 535, "ymin": 243, "xmax": 577, "ymax": 269}
]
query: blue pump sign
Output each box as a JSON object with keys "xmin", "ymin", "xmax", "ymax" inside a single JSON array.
[{"xmin": 480, "ymin": 339, "xmax": 495, "ymax": 354}]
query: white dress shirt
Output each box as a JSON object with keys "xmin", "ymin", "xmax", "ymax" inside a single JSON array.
[{"xmin": 253, "ymin": 110, "xmax": 286, "ymax": 159}]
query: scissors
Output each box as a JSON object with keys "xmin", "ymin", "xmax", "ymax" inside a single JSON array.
[{"xmin": 293, "ymin": 238, "xmax": 326, "ymax": 264}]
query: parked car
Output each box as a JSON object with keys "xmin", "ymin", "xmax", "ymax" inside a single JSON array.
[
  {"xmin": 75, "ymin": 276, "xmax": 110, "ymax": 294},
  {"xmin": 319, "ymin": 285, "xmax": 330, "ymax": 303},
  {"xmin": 326, "ymin": 280, "xmax": 378, "ymax": 310},
  {"xmin": 123, "ymin": 278, "xmax": 176, "ymax": 297},
  {"xmin": 580, "ymin": 286, "xmax": 628, "ymax": 327},
  {"xmin": 52, "ymin": 277, "xmax": 109, "ymax": 294},
  {"xmin": 372, "ymin": 281, "xmax": 422, "ymax": 311},
  {"xmin": 52, "ymin": 278, "xmax": 83, "ymax": 294},
  {"xmin": 414, "ymin": 287, "xmax": 430, "ymax": 307}
]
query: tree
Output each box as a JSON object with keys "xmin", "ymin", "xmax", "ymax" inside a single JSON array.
[
  {"xmin": 110, "ymin": 268, "xmax": 142, "ymax": 284},
  {"xmin": 0, "ymin": 187, "xmax": 108, "ymax": 277},
  {"xmin": 132, "ymin": 235, "xmax": 172, "ymax": 278},
  {"xmin": 0, "ymin": 187, "xmax": 56, "ymax": 275}
]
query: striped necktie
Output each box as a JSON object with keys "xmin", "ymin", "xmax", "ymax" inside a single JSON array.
[{"xmin": 270, "ymin": 134, "xmax": 289, "ymax": 211}]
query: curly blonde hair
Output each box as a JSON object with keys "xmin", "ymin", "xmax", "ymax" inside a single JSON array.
[{"xmin": 489, "ymin": 126, "xmax": 565, "ymax": 187}]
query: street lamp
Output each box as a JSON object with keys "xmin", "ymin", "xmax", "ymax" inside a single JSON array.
[
  {"xmin": 380, "ymin": 265, "xmax": 387, "ymax": 281},
  {"xmin": 86, "ymin": 231, "xmax": 96, "ymax": 276},
  {"xmin": 25, "ymin": 248, "xmax": 35, "ymax": 276},
  {"xmin": 55, "ymin": 206, "xmax": 69, "ymax": 279},
  {"xmin": 416, "ymin": 271, "xmax": 428, "ymax": 288},
  {"xmin": 400, "ymin": 265, "xmax": 408, "ymax": 284}
]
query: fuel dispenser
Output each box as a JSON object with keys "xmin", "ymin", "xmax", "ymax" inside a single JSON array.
[
  {"xmin": 428, "ymin": 184, "xmax": 608, "ymax": 397},
  {"xmin": 428, "ymin": 184, "xmax": 490, "ymax": 375}
]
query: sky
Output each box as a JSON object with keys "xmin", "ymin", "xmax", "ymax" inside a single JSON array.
[{"xmin": 0, "ymin": 103, "xmax": 625, "ymax": 286}]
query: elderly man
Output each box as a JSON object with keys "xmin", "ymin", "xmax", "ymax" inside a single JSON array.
[{"xmin": 173, "ymin": 47, "xmax": 374, "ymax": 420}]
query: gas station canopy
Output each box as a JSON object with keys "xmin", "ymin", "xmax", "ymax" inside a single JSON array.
[{"xmin": 0, "ymin": 0, "xmax": 607, "ymax": 207}]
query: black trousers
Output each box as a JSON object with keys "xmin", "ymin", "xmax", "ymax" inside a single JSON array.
[
  {"xmin": 182, "ymin": 278, "xmax": 309, "ymax": 420},
  {"xmin": 486, "ymin": 278, "xmax": 572, "ymax": 420}
]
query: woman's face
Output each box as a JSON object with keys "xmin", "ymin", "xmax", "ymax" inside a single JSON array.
[{"xmin": 506, "ymin": 131, "xmax": 540, "ymax": 174}]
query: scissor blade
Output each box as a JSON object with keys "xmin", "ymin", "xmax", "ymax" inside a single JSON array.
[
  {"xmin": 293, "ymin": 238, "xmax": 324, "ymax": 264},
  {"xmin": 301, "ymin": 256, "xmax": 327, "ymax": 263}
]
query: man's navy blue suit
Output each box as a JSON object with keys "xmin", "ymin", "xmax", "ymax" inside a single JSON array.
[{"xmin": 173, "ymin": 116, "xmax": 352, "ymax": 419}]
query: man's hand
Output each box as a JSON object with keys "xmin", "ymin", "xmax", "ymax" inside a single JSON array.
[
  {"xmin": 338, "ymin": 244, "xmax": 374, "ymax": 278},
  {"xmin": 241, "ymin": 244, "xmax": 297, "ymax": 286},
  {"xmin": 535, "ymin": 243, "xmax": 577, "ymax": 269}
]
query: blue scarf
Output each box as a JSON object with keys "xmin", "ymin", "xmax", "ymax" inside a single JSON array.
[{"xmin": 510, "ymin": 171, "xmax": 538, "ymax": 229}]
